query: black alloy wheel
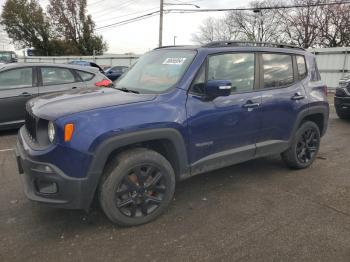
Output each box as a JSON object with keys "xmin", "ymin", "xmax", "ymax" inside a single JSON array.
[
  {"xmin": 116, "ymin": 165, "xmax": 167, "ymax": 218},
  {"xmin": 281, "ymin": 121, "xmax": 321, "ymax": 169},
  {"xmin": 296, "ymin": 128, "xmax": 319, "ymax": 164},
  {"xmin": 99, "ymin": 148, "xmax": 175, "ymax": 226}
]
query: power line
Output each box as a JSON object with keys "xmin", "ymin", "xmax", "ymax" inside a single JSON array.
[
  {"xmin": 167, "ymin": 1, "xmax": 350, "ymax": 13},
  {"xmin": 96, "ymin": 13, "xmax": 160, "ymax": 32},
  {"xmin": 95, "ymin": 10, "xmax": 160, "ymax": 31},
  {"xmin": 95, "ymin": 1, "xmax": 350, "ymax": 31},
  {"xmin": 89, "ymin": 0, "xmax": 139, "ymax": 16},
  {"xmin": 95, "ymin": 7, "xmax": 159, "ymax": 24}
]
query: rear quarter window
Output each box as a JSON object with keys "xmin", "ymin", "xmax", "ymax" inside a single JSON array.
[
  {"xmin": 309, "ymin": 57, "xmax": 321, "ymax": 82},
  {"xmin": 296, "ymin": 55, "xmax": 307, "ymax": 80},
  {"xmin": 76, "ymin": 70, "xmax": 94, "ymax": 81}
]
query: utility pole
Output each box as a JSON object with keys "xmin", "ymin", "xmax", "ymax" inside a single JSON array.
[
  {"xmin": 253, "ymin": 8, "xmax": 263, "ymax": 42},
  {"xmin": 159, "ymin": 0, "xmax": 164, "ymax": 47},
  {"xmin": 173, "ymin": 36, "xmax": 177, "ymax": 46},
  {"xmin": 159, "ymin": 2, "xmax": 199, "ymax": 47}
]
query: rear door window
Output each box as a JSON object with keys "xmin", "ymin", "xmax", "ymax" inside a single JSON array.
[
  {"xmin": 262, "ymin": 53, "xmax": 294, "ymax": 88},
  {"xmin": 41, "ymin": 67, "xmax": 75, "ymax": 86},
  {"xmin": 0, "ymin": 68, "xmax": 33, "ymax": 89}
]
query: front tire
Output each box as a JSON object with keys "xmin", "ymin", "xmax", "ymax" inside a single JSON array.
[
  {"xmin": 99, "ymin": 148, "xmax": 176, "ymax": 226},
  {"xmin": 282, "ymin": 121, "xmax": 321, "ymax": 169}
]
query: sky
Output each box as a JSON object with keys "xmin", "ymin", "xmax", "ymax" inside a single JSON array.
[{"xmin": 0, "ymin": 0, "xmax": 253, "ymax": 54}]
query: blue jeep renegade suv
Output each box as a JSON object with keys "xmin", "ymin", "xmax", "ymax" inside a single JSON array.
[{"xmin": 16, "ymin": 42, "xmax": 329, "ymax": 226}]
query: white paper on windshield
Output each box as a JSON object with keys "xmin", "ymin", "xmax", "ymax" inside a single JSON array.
[{"xmin": 163, "ymin": 58, "xmax": 187, "ymax": 65}]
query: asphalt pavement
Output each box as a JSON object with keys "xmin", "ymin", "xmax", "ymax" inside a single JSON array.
[{"xmin": 1, "ymin": 104, "xmax": 350, "ymax": 262}]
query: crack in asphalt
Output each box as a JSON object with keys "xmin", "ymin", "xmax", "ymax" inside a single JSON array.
[{"xmin": 283, "ymin": 189, "xmax": 350, "ymax": 218}]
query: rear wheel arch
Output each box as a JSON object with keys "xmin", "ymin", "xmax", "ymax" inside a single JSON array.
[
  {"xmin": 299, "ymin": 113, "xmax": 324, "ymax": 135},
  {"xmin": 293, "ymin": 106, "xmax": 329, "ymax": 139}
]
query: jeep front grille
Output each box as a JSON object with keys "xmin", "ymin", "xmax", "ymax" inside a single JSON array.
[{"xmin": 25, "ymin": 110, "xmax": 38, "ymax": 141}]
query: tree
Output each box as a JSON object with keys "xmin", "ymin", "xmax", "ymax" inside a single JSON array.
[
  {"xmin": 317, "ymin": 2, "xmax": 350, "ymax": 47},
  {"xmin": 227, "ymin": 0, "xmax": 284, "ymax": 42},
  {"xmin": 278, "ymin": 0, "xmax": 323, "ymax": 48},
  {"xmin": 191, "ymin": 16, "xmax": 240, "ymax": 45},
  {"xmin": 0, "ymin": 0, "xmax": 55, "ymax": 55},
  {"xmin": 48, "ymin": 0, "xmax": 107, "ymax": 55},
  {"xmin": 0, "ymin": 0, "xmax": 107, "ymax": 55},
  {"xmin": 192, "ymin": 0, "xmax": 284, "ymax": 44},
  {"xmin": 192, "ymin": 0, "xmax": 350, "ymax": 48}
]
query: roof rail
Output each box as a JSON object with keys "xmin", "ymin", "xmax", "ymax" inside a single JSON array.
[
  {"xmin": 203, "ymin": 41, "xmax": 305, "ymax": 51},
  {"xmin": 154, "ymin": 45, "xmax": 196, "ymax": 50}
]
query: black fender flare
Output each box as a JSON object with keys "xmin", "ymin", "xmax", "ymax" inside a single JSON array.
[
  {"xmin": 82, "ymin": 128, "xmax": 189, "ymax": 209},
  {"xmin": 291, "ymin": 105, "xmax": 329, "ymax": 142}
]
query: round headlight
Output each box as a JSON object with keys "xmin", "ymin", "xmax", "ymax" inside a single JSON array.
[{"xmin": 48, "ymin": 121, "xmax": 56, "ymax": 143}]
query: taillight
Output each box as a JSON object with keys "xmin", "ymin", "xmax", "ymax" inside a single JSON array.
[{"xmin": 95, "ymin": 79, "xmax": 112, "ymax": 87}]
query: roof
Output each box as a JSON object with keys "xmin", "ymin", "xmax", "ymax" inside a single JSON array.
[
  {"xmin": 155, "ymin": 41, "xmax": 307, "ymax": 53},
  {"xmin": 203, "ymin": 41, "xmax": 305, "ymax": 50}
]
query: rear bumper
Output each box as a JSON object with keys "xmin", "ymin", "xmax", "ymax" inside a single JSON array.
[
  {"xmin": 334, "ymin": 96, "xmax": 350, "ymax": 112},
  {"xmin": 16, "ymin": 133, "xmax": 91, "ymax": 210}
]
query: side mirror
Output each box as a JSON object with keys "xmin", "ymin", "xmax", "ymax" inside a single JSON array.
[{"xmin": 205, "ymin": 80, "xmax": 232, "ymax": 98}]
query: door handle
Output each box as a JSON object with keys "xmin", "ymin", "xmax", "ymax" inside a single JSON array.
[
  {"xmin": 72, "ymin": 87, "xmax": 77, "ymax": 89},
  {"xmin": 242, "ymin": 101, "xmax": 260, "ymax": 109},
  {"xmin": 21, "ymin": 92, "xmax": 32, "ymax": 97},
  {"xmin": 291, "ymin": 92, "xmax": 305, "ymax": 100}
]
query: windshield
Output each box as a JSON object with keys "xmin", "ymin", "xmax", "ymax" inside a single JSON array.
[{"xmin": 115, "ymin": 49, "xmax": 196, "ymax": 93}]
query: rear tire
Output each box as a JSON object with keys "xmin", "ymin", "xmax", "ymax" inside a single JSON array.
[
  {"xmin": 98, "ymin": 148, "xmax": 175, "ymax": 227},
  {"xmin": 282, "ymin": 121, "xmax": 320, "ymax": 169}
]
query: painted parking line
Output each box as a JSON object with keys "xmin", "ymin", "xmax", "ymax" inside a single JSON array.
[{"xmin": 0, "ymin": 148, "xmax": 14, "ymax": 153}]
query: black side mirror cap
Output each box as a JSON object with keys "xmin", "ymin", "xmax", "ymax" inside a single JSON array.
[{"xmin": 205, "ymin": 80, "xmax": 232, "ymax": 98}]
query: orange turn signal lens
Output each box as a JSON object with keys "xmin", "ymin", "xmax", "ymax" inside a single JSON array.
[{"xmin": 64, "ymin": 123, "xmax": 74, "ymax": 142}]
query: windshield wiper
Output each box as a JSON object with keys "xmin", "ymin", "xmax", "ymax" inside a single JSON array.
[{"xmin": 114, "ymin": 87, "xmax": 140, "ymax": 94}]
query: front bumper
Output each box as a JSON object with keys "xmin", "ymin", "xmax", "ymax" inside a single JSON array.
[
  {"xmin": 16, "ymin": 132, "xmax": 91, "ymax": 210},
  {"xmin": 334, "ymin": 96, "xmax": 350, "ymax": 112}
]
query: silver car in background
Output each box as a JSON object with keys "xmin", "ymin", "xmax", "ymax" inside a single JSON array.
[{"xmin": 0, "ymin": 63, "xmax": 112, "ymax": 130}]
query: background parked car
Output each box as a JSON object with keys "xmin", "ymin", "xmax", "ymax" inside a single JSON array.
[
  {"xmin": 335, "ymin": 76, "xmax": 350, "ymax": 119},
  {"xmin": 0, "ymin": 51, "xmax": 18, "ymax": 64},
  {"xmin": 0, "ymin": 63, "xmax": 112, "ymax": 130},
  {"xmin": 68, "ymin": 60, "xmax": 105, "ymax": 74},
  {"xmin": 105, "ymin": 66, "xmax": 128, "ymax": 81}
]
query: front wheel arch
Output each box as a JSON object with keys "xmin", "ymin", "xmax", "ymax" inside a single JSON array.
[{"xmin": 83, "ymin": 128, "xmax": 189, "ymax": 210}]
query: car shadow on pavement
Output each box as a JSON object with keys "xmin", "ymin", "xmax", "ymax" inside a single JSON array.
[{"xmin": 27, "ymin": 155, "xmax": 288, "ymax": 233}]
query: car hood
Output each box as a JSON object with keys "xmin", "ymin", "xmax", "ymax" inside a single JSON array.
[{"xmin": 28, "ymin": 87, "xmax": 157, "ymax": 120}]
